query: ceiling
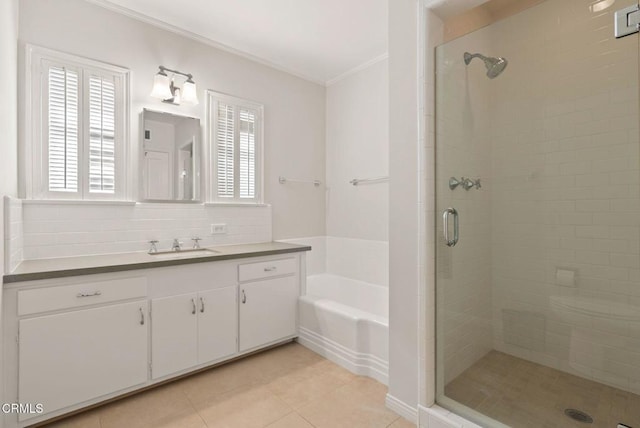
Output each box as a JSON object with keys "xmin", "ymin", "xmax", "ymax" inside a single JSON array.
[{"xmin": 88, "ymin": 0, "xmax": 388, "ymax": 85}]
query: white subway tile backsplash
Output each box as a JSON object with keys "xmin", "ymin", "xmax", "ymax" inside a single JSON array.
[{"xmin": 15, "ymin": 202, "xmax": 272, "ymax": 260}]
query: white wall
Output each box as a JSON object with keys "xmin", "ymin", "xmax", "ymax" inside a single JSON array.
[
  {"xmin": 388, "ymin": 0, "xmax": 421, "ymax": 412},
  {"xmin": 0, "ymin": 0, "xmax": 19, "ymax": 422},
  {"xmin": 326, "ymin": 59, "xmax": 389, "ymax": 241},
  {"xmin": 1, "ymin": 0, "xmax": 19, "ymax": 269},
  {"xmin": 17, "ymin": 0, "xmax": 326, "ymax": 242}
]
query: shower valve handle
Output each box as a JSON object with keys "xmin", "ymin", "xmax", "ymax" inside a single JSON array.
[{"xmin": 462, "ymin": 178, "xmax": 475, "ymax": 191}]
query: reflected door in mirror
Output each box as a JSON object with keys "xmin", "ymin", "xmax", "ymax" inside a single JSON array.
[{"xmin": 144, "ymin": 151, "xmax": 172, "ymax": 200}]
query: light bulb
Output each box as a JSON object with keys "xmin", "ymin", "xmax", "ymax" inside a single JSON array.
[
  {"xmin": 150, "ymin": 71, "xmax": 172, "ymax": 100},
  {"xmin": 182, "ymin": 80, "xmax": 199, "ymax": 105}
]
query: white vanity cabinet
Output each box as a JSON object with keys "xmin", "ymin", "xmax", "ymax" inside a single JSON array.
[
  {"xmin": 239, "ymin": 258, "xmax": 299, "ymax": 352},
  {"xmin": 3, "ymin": 247, "xmax": 307, "ymax": 428},
  {"xmin": 16, "ymin": 278, "xmax": 149, "ymax": 421},
  {"xmin": 151, "ymin": 286, "xmax": 237, "ymax": 379}
]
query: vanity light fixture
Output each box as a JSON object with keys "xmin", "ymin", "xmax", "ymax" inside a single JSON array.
[{"xmin": 150, "ymin": 66, "xmax": 199, "ymax": 105}]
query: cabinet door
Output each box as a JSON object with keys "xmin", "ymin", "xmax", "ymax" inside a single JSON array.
[
  {"xmin": 239, "ymin": 276, "xmax": 298, "ymax": 352},
  {"xmin": 19, "ymin": 301, "xmax": 148, "ymax": 420},
  {"xmin": 198, "ymin": 286, "xmax": 238, "ymax": 364},
  {"xmin": 151, "ymin": 293, "xmax": 198, "ymax": 379}
]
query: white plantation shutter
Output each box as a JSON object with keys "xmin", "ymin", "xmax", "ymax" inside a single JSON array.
[
  {"xmin": 88, "ymin": 75, "xmax": 116, "ymax": 194},
  {"xmin": 209, "ymin": 91, "xmax": 262, "ymax": 203},
  {"xmin": 29, "ymin": 46, "xmax": 128, "ymax": 200},
  {"xmin": 239, "ymin": 109, "xmax": 256, "ymax": 199},
  {"xmin": 216, "ymin": 103, "xmax": 235, "ymax": 198},
  {"xmin": 48, "ymin": 66, "xmax": 79, "ymax": 193}
]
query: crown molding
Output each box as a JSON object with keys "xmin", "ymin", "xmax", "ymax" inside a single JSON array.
[
  {"xmin": 325, "ymin": 53, "xmax": 389, "ymax": 86},
  {"xmin": 84, "ymin": 0, "xmax": 328, "ymax": 86}
]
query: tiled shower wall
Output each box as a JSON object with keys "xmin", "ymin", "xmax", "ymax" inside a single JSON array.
[
  {"xmin": 437, "ymin": 0, "xmax": 640, "ymax": 395},
  {"xmin": 435, "ymin": 29, "xmax": 494, "ymax": 384},
  {"xmin": 15, "ymin": 202, "xmax": 271, "ymax": 261},
  {"xmin": 489, "ymin": 0, "xmax": 640, "ymax": 393}
]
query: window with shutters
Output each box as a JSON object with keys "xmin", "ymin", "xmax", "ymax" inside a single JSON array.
[
  {"xmin": 26, "ymin": 45, "xmax": 129, "ymax": 200},
  {"xmin": 207, "ymin": 91, "xmax": 263, "ymax": 204}
]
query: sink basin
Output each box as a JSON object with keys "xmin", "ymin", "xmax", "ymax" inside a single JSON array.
[{"xmin": 148, "ymin": 249, "xmax": 220, "ymax": 260}]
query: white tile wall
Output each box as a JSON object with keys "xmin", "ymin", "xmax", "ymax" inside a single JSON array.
[
  {"xmin": 326, "ymin": 236, "xmax": 389, "ymax": 287},
  {"xmin": 3, "ymin": 196, "xmax": 23, "ymax": 273},
  {"xmin": 281, "ymin": 235, "xmax": 388, "ymax": 287},
  {"xmin": 18, "ymin": 202, "xmax": 272, "ymax": 260},
  {"xmin": 433, "ymin": 0, "xmax": 640, "ymax": 399},
  {"xmin": 488, "ymin": 0, "xmax": 640, "ymax": 395},
  {"xmin": 434, "ymin": 25, "xmax": 494, "ymax": 384},
  {"xmin": 279, "ymin": 236, "xmax": 326, "ymax": 276}
]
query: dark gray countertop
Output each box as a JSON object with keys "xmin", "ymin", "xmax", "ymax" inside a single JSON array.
[{"xmin": 3, "ymin": 242, "xmax": 311, "ymax": 284}]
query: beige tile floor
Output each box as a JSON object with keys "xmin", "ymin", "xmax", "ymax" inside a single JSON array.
[
  {"xmin": 40, "ymin": 342, "xmax": 415, "ymax": 428},
  {"xmin": 445, "ymin": 350, "xmax": 640, "ymax": 428}
]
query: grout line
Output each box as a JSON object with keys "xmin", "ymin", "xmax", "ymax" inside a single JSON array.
[
  {"xmin": 295, "ymin": 410, "xmax": 318, "ymax": 427},
  {"xmin": 385, "ymin": 415, "xmax": 402, "ymax": 427},
  {"xmin": 262, "ymin": 410, "xmax": 296, "ymax": 428}
]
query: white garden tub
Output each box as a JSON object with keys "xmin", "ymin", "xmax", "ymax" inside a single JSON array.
[{"xmin": 298, "ymin": 273, "xmax": 389, "ymax": 384}]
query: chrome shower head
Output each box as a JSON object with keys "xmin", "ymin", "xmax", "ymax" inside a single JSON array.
[{"xmin": 464, "ymin": 52, "xmax": 508, "ymax": 79}]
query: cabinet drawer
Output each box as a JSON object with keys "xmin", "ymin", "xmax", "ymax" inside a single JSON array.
[
  {"xmin": 238, "ymin": 258, "xmax": 297, "ymax": 282},
  {"xmin": 18, "ymin": 277, "xmax": 147, "ymax": 316}
]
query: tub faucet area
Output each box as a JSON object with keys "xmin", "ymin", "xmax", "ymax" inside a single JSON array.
[{"xmin": 171, "ymin": 238, "xmax": 182, "ymax": 251}]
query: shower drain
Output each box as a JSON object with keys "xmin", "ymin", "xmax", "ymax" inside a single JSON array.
[{"xmin": 564, "ymin": 409, "xmax": 594, "ymax": 424}]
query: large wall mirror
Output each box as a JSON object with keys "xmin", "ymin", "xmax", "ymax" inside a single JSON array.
[{"xmin": 141, "ymin": 109, "xmax": 201, "ymax": 202}]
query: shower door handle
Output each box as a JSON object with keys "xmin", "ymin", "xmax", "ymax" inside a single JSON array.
[{"xmin": 443, "ymin": 208, "xmax": 459, "ymax": 247}]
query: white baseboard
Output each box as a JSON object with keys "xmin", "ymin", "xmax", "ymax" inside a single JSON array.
[
  {"xmin": 297, "ymin": 327, "xmax": 388, "ymax": 385},
  {"xmin": 418, "ymin": 404, "xmax": 485, "ymax": 428},
  {"xmin": 386, "ymin": 394, "xmax": 418, "ymax": 423},
  {"xmin": 418, "ymin": 405, "xmax": 431, "ymax": 428}
]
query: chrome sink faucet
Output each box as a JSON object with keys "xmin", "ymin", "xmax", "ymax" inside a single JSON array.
[{"xmin": 171, "ymin": 238, "xmax": 183, "ymax": 252}]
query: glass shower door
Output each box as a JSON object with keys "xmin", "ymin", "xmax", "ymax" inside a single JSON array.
[{"xmin": 435, "ymin": 0, "xmax": 640, "ymax": 426}]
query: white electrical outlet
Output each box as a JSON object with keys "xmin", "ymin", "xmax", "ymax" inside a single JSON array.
[{"xmin": 211, "ymin": 223, "xmax": 228, "ymax": 235}]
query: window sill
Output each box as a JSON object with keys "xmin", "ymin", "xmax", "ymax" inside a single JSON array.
[
  {"xmin": 204, "ymin": 202, "xmax": 270, "ymax": 208},
  {"xmin": 22, "ymin": 199, "xmax": 137, "ymax": 206}
]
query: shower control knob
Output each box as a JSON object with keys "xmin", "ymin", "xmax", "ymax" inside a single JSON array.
[
  {"xmin": 449, "ymin": 177, "xmax": 461, "ymax": 190},
  {"xmin": 462, "ymin": 178, "xmax": 475, "ymax": 190},
  {"xmin": 474, "ymin": 179, "xmax": 481, "ymax": 189}
]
